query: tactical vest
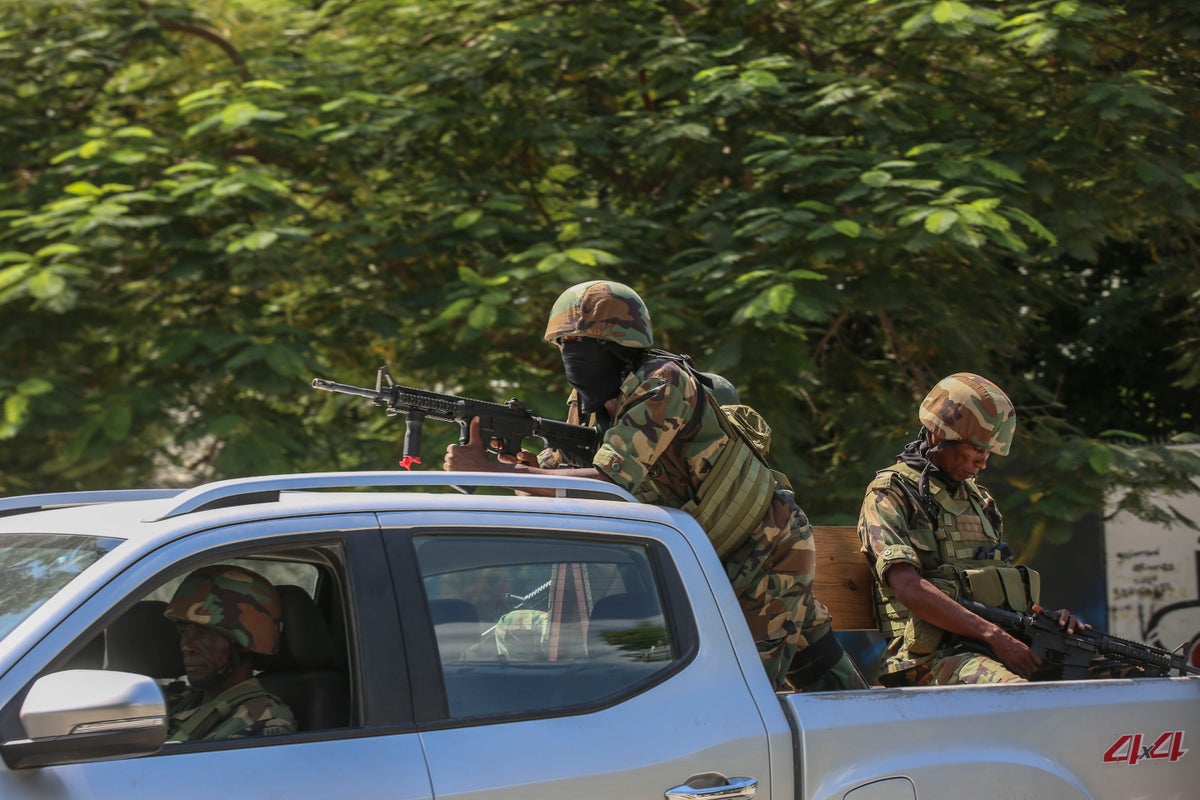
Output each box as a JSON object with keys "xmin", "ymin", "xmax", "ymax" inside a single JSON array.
[
  {"xmin": 870, "ymin": 463, "xmax": 1041, "ymax": 654},
  {"xmin": 630, "ymin": 354, "xmax": 781, "ymax": 558},
  {"xmin": 168, "ymin": 680, "xmax": 276, "ymax": 741}
]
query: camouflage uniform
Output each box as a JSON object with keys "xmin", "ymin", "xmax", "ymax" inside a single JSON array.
[
  {"xmin": 543, "ymin": 280, "xmax": 864, "ymax": 691},
  {"xmin": 590, "ymin": 355, "xmax": 864, "ymax": 691},
  {"xmin": 494, "ymin": 608, "xmax": 550, "ymax": 660},
  {"xmin": 859, "ymin": 373, "xmax": 1026, "ymax": 686},
  {"xmin": 167, "ymin": 678, "xmax": 296, "ymax": 741},
  {"xmin": 859, "ymin": 465, "xmax": 1024, "ymax": 685},
  {"xmin": 164, "ymin": 565, "xmax": 298, "ymax": 738}
]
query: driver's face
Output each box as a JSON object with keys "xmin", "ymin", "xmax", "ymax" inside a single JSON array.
[{"xmin": 176, "ymin": 622, "xmax": 232, "ymax": 689}]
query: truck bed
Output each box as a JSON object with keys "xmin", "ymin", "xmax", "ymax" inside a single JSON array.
[{"xmin": 781, "ymin": 676, "xmax": 1199, "ymax": 799}]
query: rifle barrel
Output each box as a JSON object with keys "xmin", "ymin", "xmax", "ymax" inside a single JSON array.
[{"xmin": 312, "ymin": 378, "xmax": 385, "ymax": 401}]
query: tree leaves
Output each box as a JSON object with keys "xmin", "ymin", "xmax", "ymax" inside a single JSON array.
[{"xmin": 0, "ymin": 0, "xmax": 1195, "ymax": 547}]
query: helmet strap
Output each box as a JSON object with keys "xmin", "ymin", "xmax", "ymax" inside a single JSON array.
[
  {"xmin": 221, "ymin": 642, "xmax": 245, "ymax": 680},
  {"xmin": 896, "ymin": 428, "xmax": 958, "ymax": 523}
]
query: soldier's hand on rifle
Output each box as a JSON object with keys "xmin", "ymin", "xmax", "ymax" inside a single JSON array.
[
  {"xmin": 981, "ymin": 627, "xmax": 1042, "ymax": 679},
  {"xmin": 444, "ymin": 417, "xmax": 509, "ymax": 473},
  {"xmin": 1033, "ymin": 604, "xmax": 1091, "ymax": 635},
  {"xmin": 888, "ymin": 565, "xmax": 1044, "ymax": 678},
  {"xmin": 495, "ymin": 449, "xmax": 539, "ymax": 496},
  {"xmin": 497, "ymin": 450, "xmax": 538, "ymax": 468}
]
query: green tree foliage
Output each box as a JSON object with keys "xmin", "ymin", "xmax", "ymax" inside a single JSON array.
[{"xmin": 1, "ymin": 0, "xmax": 1197, "ymax": 550}]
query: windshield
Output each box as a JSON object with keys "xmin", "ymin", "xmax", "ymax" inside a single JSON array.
[{"xmin": 0, "ymin": 533, "xmax": 121, "ymax": 641}]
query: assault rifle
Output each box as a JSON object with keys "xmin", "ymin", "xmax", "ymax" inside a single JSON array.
[
  {"xmin": 312, "ymin": 365, "xmax": 601, "ymax": 469},
  {"xmin": 960, "ymin": 598, "xmax": 1200, "ymax": 680}
]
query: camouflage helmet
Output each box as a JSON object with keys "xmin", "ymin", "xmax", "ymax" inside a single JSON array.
[
  {"xmin": 543, "ymin": 280, "xmax": 653, "ymax": 349},
  {"xmin": 164, "ymin": 564, "xmax": 283, "ymax": 655},
  {"xmin": 919, "ymin": 373, "xmax": 1016, "ymax": 456}
]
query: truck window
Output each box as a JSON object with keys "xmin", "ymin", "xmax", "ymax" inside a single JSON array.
[
  {"xmin": 414, "ymin": 534, "xmax": 678, "ymax": 719},
  {"xmin": 0, "ymin": 533, "xmax": 121, "ymax": 642},
  {"xmin": 60, "ymin": 551, "xmax": 350, "ymax": 738}
]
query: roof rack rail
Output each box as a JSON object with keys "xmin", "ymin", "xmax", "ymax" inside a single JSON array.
[
  {"xmin": 0, "ymin": 489, "xmax": 184, "ymax": 518},
  {"xmin": 150, "ymin": 471, "xmax": 636, "ymax": 521}
]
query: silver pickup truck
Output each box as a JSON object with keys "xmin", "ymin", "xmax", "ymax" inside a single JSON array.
[{"xmin": 1, "ymin": 472, "xmax": 1196, "ymax": 800}]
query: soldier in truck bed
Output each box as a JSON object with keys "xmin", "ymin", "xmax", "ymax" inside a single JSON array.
[
  {"xmin": 444, "ymin": 279, "xmax": 866, "ymax": 692},
  {"xmin": 858, "ymin": 373, "xmax": 1091, "ymax": 686}
]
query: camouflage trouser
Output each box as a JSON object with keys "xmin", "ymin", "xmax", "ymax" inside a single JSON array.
[
  {"xmin": 724, "ymin": 489, "xmax": 868, "ymax": 692},
  {"xmin": 907, "ymin": 652, "xmax": 1026, "ymax": 686},
  {"xmin": 890, "ymin": 650, "xmax": 1148, "ymax": 686}
]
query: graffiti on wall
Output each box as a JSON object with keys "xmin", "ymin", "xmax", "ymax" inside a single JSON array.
[{"xmin": 1105, "ymin": 482, "xmax": 1200, "ymax": 670}]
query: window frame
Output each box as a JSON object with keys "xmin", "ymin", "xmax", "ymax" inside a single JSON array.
[
  {"xmin": 383, "ymin": 523, "xmax": 698, "ymax": 729},
  {"xmin": 1, "ymin": 516, "xmax": 415, "ymax": 752}
]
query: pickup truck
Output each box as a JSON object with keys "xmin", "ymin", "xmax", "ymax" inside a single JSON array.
[{"xmin": 0, "ymin": 471, "xmax": 1196, "ymax": 800}]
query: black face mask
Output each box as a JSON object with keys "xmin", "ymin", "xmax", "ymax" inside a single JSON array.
[{"xmin": 560, "ymin": 338, "xmax": 631, "ymax": 414}]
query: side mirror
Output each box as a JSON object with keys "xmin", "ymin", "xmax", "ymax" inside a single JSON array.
[{"xmin": 1, "ymin": 670, "xmax": 167, "ymax": 769}]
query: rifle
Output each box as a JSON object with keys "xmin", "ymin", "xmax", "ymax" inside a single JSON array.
[
  {"xmin": 312, "ymin": 365, "xmax": 601, "ymax": 469},
  {"xmin": 959, "ymin": 598, "xmax": 1200, "ymax": 680}
]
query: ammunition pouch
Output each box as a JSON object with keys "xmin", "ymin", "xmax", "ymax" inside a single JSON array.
[{"xmin": 956, "ymin": 563, "xmax": 1041, "ymax": 612}]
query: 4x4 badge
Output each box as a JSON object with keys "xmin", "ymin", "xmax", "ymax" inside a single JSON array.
[{"xmin": 1103, "ymin": 731, "xmax": 1188, "ymax": 765}]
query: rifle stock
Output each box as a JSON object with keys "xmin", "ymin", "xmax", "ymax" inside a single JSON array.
[
  {"xmin": 959, "ymin": 598, "xmax": 1199, "ymax": 680},
  {"xmin": 313, "ymin": 365, "xmax": 601, "ymax": 468}
]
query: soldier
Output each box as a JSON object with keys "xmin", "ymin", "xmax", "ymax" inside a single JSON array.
[
  {"xmin": 858, "ymin": 373, "xmax": 1089, "ymax": 686},
  {"xmin": 163, "ymin": 564, "xmax": 296, "ymax": 740},
  {"xmin": 444, "ymin": 279, "xmax": 866, "ymax": 692}
]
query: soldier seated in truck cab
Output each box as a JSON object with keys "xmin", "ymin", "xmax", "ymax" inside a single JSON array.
[{"xmin": 162, "ymin": 565, "xmax": 296, "ymax": 741}]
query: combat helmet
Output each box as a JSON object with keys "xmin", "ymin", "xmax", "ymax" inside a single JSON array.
[
  {"xmin": 164, "ymin": 564, "xmax": 283, "ymax": 655},
  {"xmin": 543, "ymin": 280, "xmax": 653, "ymax": 349},
  {"xmin": 919, "ymin": 373, "xmax": 1016, "ymax": 456}
]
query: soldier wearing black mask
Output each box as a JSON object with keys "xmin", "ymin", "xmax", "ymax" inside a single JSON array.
[
  {"xmin": 558, "ymin": 336, "xmax": 640, "ymax": 421},
  {"xmin": 443, "ymin": 279, "xmax": 866, "ymax": 693}
]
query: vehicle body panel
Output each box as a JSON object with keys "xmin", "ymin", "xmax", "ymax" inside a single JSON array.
[
  {"xmin": 5, "ymin": 735, "xmax": 432, "ymax": 800},
  {"xmin": 785, "ymin": 676, "xmax": 1200, "ymax": 800},
  {"xmin": 381, "ymin": 509, "xmax": 780, "ymax": 800},
  {"xmin": 0, "ymin": 473, "xmax": 1196, "ymax": 799}
]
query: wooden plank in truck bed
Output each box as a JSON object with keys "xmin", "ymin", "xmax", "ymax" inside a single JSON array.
[{"xmin": 812, "ymin": 525, "xmax": 876, "ymax": 632}]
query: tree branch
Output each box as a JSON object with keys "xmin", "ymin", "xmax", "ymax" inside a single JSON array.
[{"xmin": 139, "ymin": 1, "xmax": 251, "ymax": 82}]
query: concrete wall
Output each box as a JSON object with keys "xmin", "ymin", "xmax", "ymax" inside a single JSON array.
[{"xmin": 1104, "ymin": 446, "xmax": 1200, "ymax": 669}]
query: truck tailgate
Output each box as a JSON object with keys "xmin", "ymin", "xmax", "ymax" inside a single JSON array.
[{"xmin": 781, "ymin": 677, "xmax": 1200, "ymax": 800}]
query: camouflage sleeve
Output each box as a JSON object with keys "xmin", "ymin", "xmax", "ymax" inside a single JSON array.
[
  {"xmin": 858, "ymin": 475, "xmax": 925, "ymax": 581},
  {"xmin": 591, "ymin": 364, "xmax": 696, "ymax": 492},
  {"xmin": 494, "ymin": 608, "xmax": 549, "ymax": 660}
]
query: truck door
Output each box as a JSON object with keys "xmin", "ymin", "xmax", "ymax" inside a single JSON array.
[
  {"xmin": 380, "ymin": 510, "xmax": 773, "ymax": 800},
  {"xmin": 0, "ymin": 516, "xmax": 433, "ymax": 800}
]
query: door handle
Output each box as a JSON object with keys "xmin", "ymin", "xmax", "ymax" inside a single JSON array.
[{"xmin": 665, "ymin": 772, "xmax": 757, "ymax": 800}]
